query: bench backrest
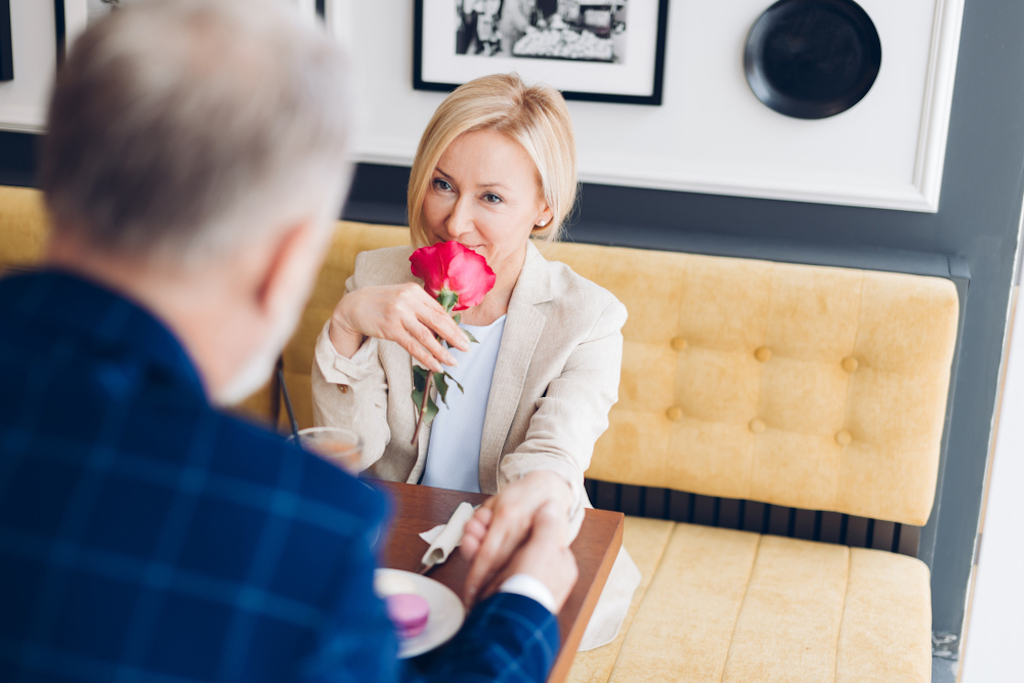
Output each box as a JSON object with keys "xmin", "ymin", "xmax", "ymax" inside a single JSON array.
[{"xmin": 0, "ymin": 188, "xmax": 960, "ymax": 526}]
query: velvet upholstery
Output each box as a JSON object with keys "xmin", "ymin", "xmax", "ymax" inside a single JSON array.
[
  {"xmin": 0, "ymin": 186, "xmax": 48, "ymax": 267},
  {"xmin": 538, "ymin": 241, "xmax": 959, "ymax": 526},
  {"xmin": 578, "ymin": 523, "xmax": 931, "ymax": 683}
]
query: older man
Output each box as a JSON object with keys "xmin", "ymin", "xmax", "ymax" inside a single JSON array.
[{"xmin": 0, "ymin": 1, "xmax": 575, "ymax": 681}]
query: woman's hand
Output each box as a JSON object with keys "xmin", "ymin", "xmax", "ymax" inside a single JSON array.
[
  {"xmin": 460, "ymin": 470, "xmax": 575, "ymax": 605},
  {"xmin": 329, "ymin": 283, "xmax": 470, "ymax": 373},
  {"xmin": 462, "ymin": 502, "xmax": 578, "ymax": 612}
]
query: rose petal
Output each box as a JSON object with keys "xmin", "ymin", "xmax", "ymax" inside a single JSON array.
[
  {"xmin": 409, "ymin": 241, "xmax": 495, "ymax": 310},
  {"xmin": 446, "ymin": 250, "xmax": 495, "ymax": 310}
]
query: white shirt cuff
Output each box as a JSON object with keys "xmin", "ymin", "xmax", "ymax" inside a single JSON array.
[{"xmin": 498, "ymin": 574, "xmax": 557, "ymax": 614}]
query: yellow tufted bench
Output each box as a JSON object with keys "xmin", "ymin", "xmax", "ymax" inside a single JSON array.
[{"xmin": 1, "ymin": 186, "xmax": 959, "ymax": 683}]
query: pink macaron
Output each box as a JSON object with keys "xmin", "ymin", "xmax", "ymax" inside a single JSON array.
[{"xmin": 385, "ymin": 593, "xmax": 430, "ymax": 639}]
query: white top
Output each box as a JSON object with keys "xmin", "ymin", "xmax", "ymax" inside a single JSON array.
[
  {"xmin": 328, "ymin": 314, "xmax": 554, "ymax": 613},
  {"xmin": 421, "ymin": 315, "xmax": 507, "ymax": 493}
]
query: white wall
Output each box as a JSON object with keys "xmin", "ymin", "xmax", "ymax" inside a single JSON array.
[
  {"xmin": 340, "ymin": 0, "xmax": 963, "ymax": 212},
  {"xmin": 961, "ymin": 286, "xmax": 1024, "ymax": 681},
  {"xmin": 0, "ymin": 0, "xmax": 57, "ymax": 132},
  {"xmin": 0, "ymin": 0, "xmax": 318, "ymax": 134}
]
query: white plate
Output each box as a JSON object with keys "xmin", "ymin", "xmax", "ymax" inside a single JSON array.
[{"xmin": 375, "ymin": 568, "xmax": 466, "ymax": 658}]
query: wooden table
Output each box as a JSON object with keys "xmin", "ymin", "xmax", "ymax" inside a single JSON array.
[{"xmin": 376, "ymin": 480, "xmax": 624, "ymax": 683}]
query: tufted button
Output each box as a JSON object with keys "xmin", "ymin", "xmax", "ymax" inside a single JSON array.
[
  {"xmin": 749, "ymin": 418, "xmax": 766, "ymax": 434},
  {"xmin": 666, "ymin": 406, "xmax": 683, "ymax": 422},
  {"xmin": 671, "ymin": 337, "xmax": 688, "ymax": 352},
  {"xmin": 842, "ymin": 357, "xmax": 859, "ymax": 373},
  {"xmin": 754, "ymin": 347, "xmax": 772, "ymax": 362},
  {"xmin": 835, "ymin": 430, "xmax": 853, "ymax": 446}
]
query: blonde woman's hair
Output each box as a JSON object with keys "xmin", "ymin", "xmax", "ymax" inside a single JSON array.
[{"xmin": 407, "ymin": 73, "xmax": 577, "ymax": 246}]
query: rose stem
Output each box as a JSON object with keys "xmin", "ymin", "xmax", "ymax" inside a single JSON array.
[
  {"xmin": 411, "ymin": 327, "xmax": 445, "ymax": 445},
  {"xmin": 410, "ymin": 368, "xmax": 434, "ymax": 445}
]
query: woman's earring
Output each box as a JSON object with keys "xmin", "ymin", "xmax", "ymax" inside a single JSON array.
[{"xmin": 538, "ymin": 219, "xmax": 548, "ymax": 227}]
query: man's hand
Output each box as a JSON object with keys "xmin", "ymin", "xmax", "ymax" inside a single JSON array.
[
  {"xmin": 460, "ymin": 470, "xmax": 574, "ymax": 606},
  {"xmin": 461, "ymin": 502, "xmax": 578, "ymax": 613}
]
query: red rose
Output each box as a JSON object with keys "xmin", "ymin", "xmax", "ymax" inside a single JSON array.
[{"xmin": 409, "ymin": 241, "xmax": 496, "ymax": 311}]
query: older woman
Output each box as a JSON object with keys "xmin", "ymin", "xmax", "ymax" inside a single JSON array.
[{"xmin": 311, "ymin": 73, "xmax": 638, "ymax": 649}]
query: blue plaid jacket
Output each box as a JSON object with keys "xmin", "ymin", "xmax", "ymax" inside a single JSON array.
[{"xmin": 0, "ymin": 271, "xmax": 560, "ymax": 683}]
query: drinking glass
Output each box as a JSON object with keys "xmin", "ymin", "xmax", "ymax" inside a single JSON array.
[{"xmin": 288, "ymin": 426, "xmax": 363, "ymax": 473}]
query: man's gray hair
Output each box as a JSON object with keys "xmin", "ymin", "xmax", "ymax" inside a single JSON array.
[{"xmin": 41, "ymin": 0, "xmax": 351, "ymax": 262}]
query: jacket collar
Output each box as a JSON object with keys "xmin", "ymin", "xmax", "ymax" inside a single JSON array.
[{"xmin": 476, "ymin": 240, "xmax": 552, "ymax": 492}]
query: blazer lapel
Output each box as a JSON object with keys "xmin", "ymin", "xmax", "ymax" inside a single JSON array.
[{"xmin": 478, "ymin": 242, "xmax": 552, "ymax": 493}]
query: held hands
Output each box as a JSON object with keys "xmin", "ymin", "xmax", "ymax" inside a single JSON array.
[
  {"xmin": 461, "ymin": 502, "xmax": 578, "ymax": 613},
  {"xmin": 329, "ymin": 283, "xmax": 470, "ymax": 373},
  {"xmin": 460, "ymin": 471, "xmax": 577, "ymax": 611}
]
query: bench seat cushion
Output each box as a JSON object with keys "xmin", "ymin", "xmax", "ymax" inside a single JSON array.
[{"xmin": 570, "ymin": 520, "xmax": 931, "ymax": 683}]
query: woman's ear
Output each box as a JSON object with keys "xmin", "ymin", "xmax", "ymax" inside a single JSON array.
[{"xmin": 533, "ymin": 205, "xmax": 554, "ymax": 231}]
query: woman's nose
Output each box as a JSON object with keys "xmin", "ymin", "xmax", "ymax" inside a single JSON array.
[{"xmin": 445, "ymin": 199, "xmax": 474, "ymax": 238}]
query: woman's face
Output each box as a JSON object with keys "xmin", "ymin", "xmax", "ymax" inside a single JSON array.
[{"xmin": 422, "ymin": 128, "xmax": 552, "ymax": 280}]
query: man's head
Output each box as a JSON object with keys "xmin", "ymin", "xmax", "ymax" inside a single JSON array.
[{"xmin": 41, "ymin": 0, "xmax": 351, "ymax": 404}]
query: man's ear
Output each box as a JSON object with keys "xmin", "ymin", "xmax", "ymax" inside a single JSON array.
[{"xmin": 254, "ymin": 218, "xmax": 323, "ymax": 319}]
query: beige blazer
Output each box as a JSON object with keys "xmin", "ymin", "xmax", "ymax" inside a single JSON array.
[
  {"xmin": 311, "ymin": 241, "xmax": 640, "ymax": 650},
  {"xmin": 311, "ymin": 241, "xmax": 626, "ymax": 536}
]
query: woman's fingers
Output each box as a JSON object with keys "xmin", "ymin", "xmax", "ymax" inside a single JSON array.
[
  {"xmin": 399, "ymin": 337, "xmax": 445, "ymax": 374},
  {"xmin": 338, "ymin": 284, "xmax": 470, "ymax": 370},
  {"xmin": 459, "ymin": 513, "xmax": 490, "ymax": 561},
  {"xmin": 407, "ymin": 319, "xmax": 457, "ymax": 367},
  {"xmin": 425, "ymin": 306, "xmax": 471, "ymax": 352},
  {"xmin": 463, "ymin": 504, "xmax": 531, "ymax": 605}
]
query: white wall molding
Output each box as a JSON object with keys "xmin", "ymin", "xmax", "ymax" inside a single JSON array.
[
  {"xmin": 339, "ymin": 0, "xmax": 966, "ymax": 214},
  {"xmin": 913, "ymin": 0, "xmax": 966, "ymax": 212}
]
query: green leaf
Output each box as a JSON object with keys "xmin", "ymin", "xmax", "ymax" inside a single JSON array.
[
  {"xmin": 452, "ymin": 313, "xmax": 461, "ymax": 325},
  {"xmin": 411, "ymin": 388, "xmax": 440, "ymax": 427},
  {"xmin": 443, "ymin": 371, "xmax": 465, "ymax": 394},
  {"xmin": 437, "ymin": 289, "xmax": 458, "ymax": 312},
  {"xmin": 423, "ymin": 395, "xmax": 439, "ymax": 425},
  {"xmin": 412, "ymin": 365, "xmax": 429, "ymax": 393},
  {"xmin": 434, "ymin": 373, "xmax": 449, "ymax": 406},
  {"xmin": 463, "ymin": 328, "xmax": 479, "ymax": 344}
]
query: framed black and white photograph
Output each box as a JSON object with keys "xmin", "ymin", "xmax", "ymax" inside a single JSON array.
[{"xmin": 415, "ymin": 0, "xmax": 669, "ymax": 105}]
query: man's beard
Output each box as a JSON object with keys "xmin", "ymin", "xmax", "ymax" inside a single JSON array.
[{"xmin": 214, "ymin": 305, "xmax": 302, "ymax": 407}]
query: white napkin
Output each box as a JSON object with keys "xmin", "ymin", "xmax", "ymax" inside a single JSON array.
[{"xmin": 419, "ymin": 501, "xmax": 476, "ymax": 569}]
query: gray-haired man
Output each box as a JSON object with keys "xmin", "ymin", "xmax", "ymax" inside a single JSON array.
[{"xmin": 0, "ymin": 1, "xmax": 573, "ymax": 680}]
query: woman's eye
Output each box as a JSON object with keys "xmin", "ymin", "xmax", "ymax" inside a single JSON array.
[
  {"xmin": 432, "ymin": 178, "xmax": 452, "ymax": 191},
  {"xmin": 483, "ymin": 193, "xmax": 503, "ymax": 204}
]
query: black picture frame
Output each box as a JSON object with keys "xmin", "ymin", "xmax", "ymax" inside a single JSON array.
[
  {"xmin": 1, "ymin": 0, "xmax": 14, "ymax": 82},
  {"xmin": 54, "ymin": 0, "xmax": 67, "ymax": 64},
  {"xmin": 414, "ymin": 0, "xmax": 670, "ymax": 106}
]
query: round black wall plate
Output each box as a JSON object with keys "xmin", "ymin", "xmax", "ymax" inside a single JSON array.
[{"xmin": 744, "ymin": 0, "xmax": 882, "ymax": 120}]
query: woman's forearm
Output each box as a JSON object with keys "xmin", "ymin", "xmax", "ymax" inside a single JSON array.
[{"xmin": 311, "ymin": 321, "xmax": 391, "ymax": 472}]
